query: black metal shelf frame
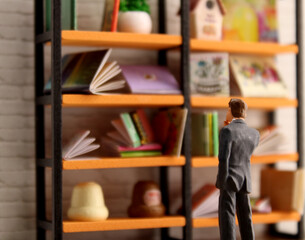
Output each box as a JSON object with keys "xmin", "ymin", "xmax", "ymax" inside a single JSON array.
[{"xmin": 34, "ymin": 0, "xmax": 303, "ymax": 240}]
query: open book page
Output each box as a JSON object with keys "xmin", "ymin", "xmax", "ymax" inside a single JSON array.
[
  {"xmin": 63, "ymin": 130, "xmax": 100, "ymax": 160},
  {"xmin": 111, "ymin": 119, "xmax": 133, "ymax": 147}
]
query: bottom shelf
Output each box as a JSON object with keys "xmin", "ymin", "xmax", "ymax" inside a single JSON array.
[
  {"xmin": 63, "ymin": 216, "xmax": 185, "ymax": 233},
  {"xmin": 193, "ymin": 211, "xmax": 301, "ymax": 228}
]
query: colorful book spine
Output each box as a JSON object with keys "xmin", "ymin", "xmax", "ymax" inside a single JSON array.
[
  {"xmin": 131, "ymin": 109, "xmax": 154, "ymax": 145},
  {"xmin": 118, "ymin": 143, "xmax": 162, "ymax": 152},
  {"xmin": 111, "ymin": 0, "xmax": 120, "ymax": 32},
  {"xmin": 203, "ymin": 113, "xmax": 210, "ymax": 156},
  {"xmin": 120, "ymin": 113, "xmax": 141, "ymax": 148},
  {"xmin": 208, "ymin": 113, "xmax": 213, "ymax": 156},
  {"xmin": 120, "ymin": 151, "xmax": 162, "ymax": 158},
  {"xmin": 212, "ymin": 112, "xmax": 219, "ymax": 157},
  {"xmin": 136, "ymin": 109, "xmax": 155, "ymax": 143}
]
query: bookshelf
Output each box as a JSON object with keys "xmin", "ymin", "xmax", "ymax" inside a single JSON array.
[{"xmin": 34, "ymin": 0, "xmax": 303, "ymax": 240}]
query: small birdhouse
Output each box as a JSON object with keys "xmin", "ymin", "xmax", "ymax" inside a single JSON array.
[{"xmin": 190, "ymin": 0, "xmax": 226, "ymax": 40}]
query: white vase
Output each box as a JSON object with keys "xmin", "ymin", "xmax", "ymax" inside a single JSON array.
[{"xmin": 118, "ymin": 11, "xmax": 152, "ymax": 34}]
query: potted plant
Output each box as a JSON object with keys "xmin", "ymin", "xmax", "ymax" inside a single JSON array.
[{"xmin": 118, "ymin": 0, "xmax": 152, "ymax": 34}]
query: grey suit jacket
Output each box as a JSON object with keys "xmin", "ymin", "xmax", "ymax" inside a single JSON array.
[{"xmin": 216, "ymin": 119, "xmax": 260, "ymax": 193}]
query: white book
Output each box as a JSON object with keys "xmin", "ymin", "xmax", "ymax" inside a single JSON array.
[{"xmin": 62, "ymin": 130, "xmax": 100, "ymax": 160}]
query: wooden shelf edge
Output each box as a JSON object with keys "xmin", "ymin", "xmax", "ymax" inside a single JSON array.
[
  {"xmin": 190, "ymin": 39, "xmax": 299, "ymax": 55},
  {"xmin": 191, "ymin": 96, "xmax": 298, "ymax": 109},
  {"xmin": 61, "ymin": 31, "xmax": 182, "ymax": 49},
  {"xmin": 192, "ymin": 153, "xmax": 299, "ymax": 167},
  {"xmin": 193, "ymin": 211, "xmax": 301, "ymax": 228},
  {"xmin": 63, "ymin": 156, "xmax": 186, "ymax": 170},
  {"xmin": 63, "ymin": 216, "xmax": 186, "ymax": 232},
  {"xmin": 62, "ymin": 94, "xmax": 184, "ymax": 107}
]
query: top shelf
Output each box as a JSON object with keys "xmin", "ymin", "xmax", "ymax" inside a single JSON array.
[
  {"xmin": 61, "ymin": 31, "xmax": 182, "ymax": 50},
  {"xmin": 60, "ymin": 31, "xmax": 298, "ymax": 55}
]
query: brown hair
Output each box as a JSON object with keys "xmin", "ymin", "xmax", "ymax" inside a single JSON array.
[{"xmin": 229, "ymin": 98, "xmax": 247, "ymax": 118}]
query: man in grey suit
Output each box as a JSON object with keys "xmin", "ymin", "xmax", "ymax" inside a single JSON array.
[{"xmin": 216, "ymin": 98, "xmax": 260, "ymax": 240}]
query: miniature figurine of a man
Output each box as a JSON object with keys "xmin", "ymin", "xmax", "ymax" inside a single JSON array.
[{"xmin": 216, "ymin": 98, "xmax": 260, "ymax": 240}]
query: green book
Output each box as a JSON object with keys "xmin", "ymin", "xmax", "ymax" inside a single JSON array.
[
  {"xmin": 203, "ymin": 113, "xmax": 209, "ymax": 156},
  {"xmin": 208, "ymin": 113, "xmax": 213, "ymax": 156},
  {"xmin": 212, "ymin": 112, "xmax": 219, "ymax": 157},
  {"xmin": 46, "ymin": 0, "xmax": 77, "ymax": 31},
  {"xmin": 120, "ymin": 113, "xmax": 141, "ymax": 148},
  {"xmin": 120, "ymin": 151, "xmax": 162, "ymax": 158},
  {"xmin": 191, "ymin": 113, "xmax": 205, "ymax": 156}
]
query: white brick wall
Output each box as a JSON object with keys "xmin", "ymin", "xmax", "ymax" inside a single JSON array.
[{"xmin": 0, "ymin": 0, "xmax": 301, "ymax": 240}]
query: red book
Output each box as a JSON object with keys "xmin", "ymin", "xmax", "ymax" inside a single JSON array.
[{"xmin": 111, "ymin": 0, "xmax": 120, "ymax": 32}]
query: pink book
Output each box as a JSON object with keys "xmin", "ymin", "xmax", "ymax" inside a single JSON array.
[
  {"xmin": 120, "ymin": 65, "xmax": 181, "ymax": 94},
  {"xmin": 118, "ymin": 143, "xmax": 162, "ymax": 152}
]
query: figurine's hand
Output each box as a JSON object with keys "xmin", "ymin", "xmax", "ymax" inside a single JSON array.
[{"xmin": 224, "ymin": 120, "xmax": 230, "ymax": 126}]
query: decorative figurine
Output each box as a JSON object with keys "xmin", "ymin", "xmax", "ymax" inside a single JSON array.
[
  {"xmin": 216, "ymin": 98, "xmax": 260, "ymax": 240},
  {"xmin": 189, "ymin": 0, "xmax": 226, "ymax": 40},
  {"xmin": 128, "ymin": 181, "xmax": 165, "ymax": 218},
  {"xmin": 67, "ymin": 182, "xmax": 109, "ymax": 221}
]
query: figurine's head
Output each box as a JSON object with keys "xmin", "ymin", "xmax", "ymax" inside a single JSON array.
[{"xmin": 227, "ymin": 98, "xmax": 247, "ymax": 121}]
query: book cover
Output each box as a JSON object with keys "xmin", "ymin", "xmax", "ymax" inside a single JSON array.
[
  {"xmin": 261, "ymin": 168, "xmax": 305, "ymax": 214},
  {"xmin": 191, "ymin": 113, "xmax": 205, "ymax": 156},
  {"xmin": 203, "ymin": 113, "xmax": 210, "ymax": 156},
  {"xmin": 102, "ymin": 0, "xmax": 114, "ymax": 31},
  {"xmin": 131, "ymin": 109, "xmax": 155, "ymax": 145},
  {"xmin": 190, "ymin": 53, "xmax": 229, "ymax": 96},
  {"xmin": 44, "ymin": 49, "xmax": 129, "ymax": 94},
  {"xmin": 46, "ymin": 0, "xmax": 77, "ymax": 31},
  {"xmin": 163, "ymin": 108, "xmax": 188, "ymax": 157},
  {"xmin": 120, "ymin": 65, "xmax": 181, "ymax": 94},
  {"xmin": 212, "ymin": 112, "xmax": 219, "ymax": 157},
  {"xmin": 222, "ymin": 0, "xmax": 277, "ymax": 42},
  {"xmin": 191, "ymin": 184, "xmax": 219, "ymax": 218},
  {"xmin": 120, "ymin": 113, "xmax": 141, "ymax": 148},
  {"xmin": 208, "ymin": 113, "xmax": 213, "ymax": 156},
  {"xmin": 118, "ymin": 143, "xmax": 162, "ymax": 152},
  {"xmin": 230, "ymin": 55, "xmax": 288, "ymax": 98},
  {"xmin": 120, "ymin": 151, "xmax": 162, "ymax": 158},
  {"xmin": 111, "ymin": 0, "xmax": 120, "ymax": 32}
]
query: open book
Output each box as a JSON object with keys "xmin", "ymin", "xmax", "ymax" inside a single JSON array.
[
  {"xmin": 45, "ymin": 49, "xmax": 128, "ymax": 94},
  {"xmin": 44, "ymin": 49, "xmax": 181, "ymax": 95},
  {"xmin": 62, "ymin": 130, "xmax": 100, "ymax": 160}
]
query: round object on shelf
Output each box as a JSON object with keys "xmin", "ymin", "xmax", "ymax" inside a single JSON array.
[
  {"xmin": 118, "ymin": 11, "xmax": 152, "ymax": 34},
  {"xmin": 68, "ymin": 182, "xmax": 109, "ymax": 221}
]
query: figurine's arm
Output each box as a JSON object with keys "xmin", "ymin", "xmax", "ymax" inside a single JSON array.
[{"xmin": 217, "ymin": 128, "xmax": 232, "ymax": 188}]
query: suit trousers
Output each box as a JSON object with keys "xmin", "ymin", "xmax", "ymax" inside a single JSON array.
[{"xmin": 218, "ymin": 188, "xmax": 254, "ymax": 240}]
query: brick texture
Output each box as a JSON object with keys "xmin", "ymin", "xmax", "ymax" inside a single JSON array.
[{"xmin": 0, "ymin": 0, "xmax": 300, "ymax": 240}]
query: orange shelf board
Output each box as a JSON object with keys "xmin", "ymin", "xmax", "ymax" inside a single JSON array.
[
  {"xmin": 61, "ymin": 31, "xmax": 182, "ymax": 49},
  {"xmin": 193, "ymin": 211, "xmax": 301, "ymax": 228},
  {"xmin": 190, "ymin": 39, "xmax": 298, "ymax": 55},
  {"xmin": 63, "ymin": 216, "xmax": 185, "ymax": 233},
  {"xmin": 63, "ymin": 156, "xmax": 186, "ymax": 170},
  {"xmin": 62, "ymin": 94, "xmax": 184, "ymax": 107},
  {"xmin": 192, "ymin": 153, "xmax": 299, "ymax": 167},
  {"xmin": 191, "ymin": 96, "xmax": 298, "ymax": 109}
]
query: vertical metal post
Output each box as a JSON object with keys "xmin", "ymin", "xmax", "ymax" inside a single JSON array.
[
  {"xmin": 181, "ymin": 0, "xmax": 192, "ymax": 239},
  {"xmin": 296, "ymin": 0, "xmax": 304, "ymax": 238},
  {"xmin": 51, "ymin": 0, "xmax": 63, "ymax": 239},
  {"xmin": 158, "ymin": 1, "xmax": 169, "ymax": 239},
  {"xmin": 35, "ymin": 0, "xmax": 46, "ymax": 239}
]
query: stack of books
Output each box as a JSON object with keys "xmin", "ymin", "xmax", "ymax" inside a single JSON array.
[
  {"xmin": 103, "ymin": 108, "xmax": 187, "ymax": 158},
  {"xmin": 191, "ymin": 112, "xmax": 219, "ymax": 157}
]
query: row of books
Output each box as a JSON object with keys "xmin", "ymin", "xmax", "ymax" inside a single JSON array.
[
  {"xmin": 62, "ymin": 108, "xmax": 187, "ymax": 159},
  {"xmin": 191, "ymin": 112, "xmax": 219, "ymax": 157},
  {"xmin": 185, "ymin": 168, "xmax": 304, "ymax": 218},
  {"xmin": 44, "ymin": 49, "xmax": 288, "ymax": 98}
]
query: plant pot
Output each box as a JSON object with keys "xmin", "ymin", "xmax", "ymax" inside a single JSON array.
[{"xmin": 118, "ymin": 11, "xmax": 152, "ymax": 34}]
